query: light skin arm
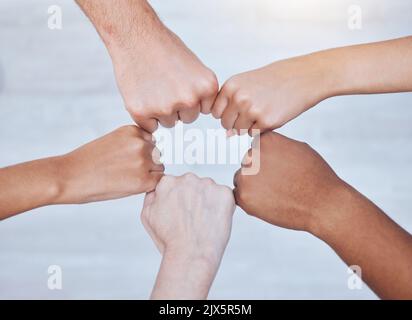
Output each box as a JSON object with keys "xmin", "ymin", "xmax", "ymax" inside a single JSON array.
[
  {"xmin": 141, "ymin": 173, "xmax": 235, "ymax": 300},
  {"xmin": 76, "ymin": 0, "xmax": 218, "ymax": 132},
  {"xmin": 213, "ymin": 36, "xmax": 412, "ymax": 135},
  {"xmin": 234, "ymin": 132, "xmax": 412, "ymax": 299},
  {"xmin": 0, "ymin": 125, "xmax": 163, "ymax": 220}
]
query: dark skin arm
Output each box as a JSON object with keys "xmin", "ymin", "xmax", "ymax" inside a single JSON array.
[{"xmin": 234, "ymin": 132, "xmax": 412, "ymax": 299}]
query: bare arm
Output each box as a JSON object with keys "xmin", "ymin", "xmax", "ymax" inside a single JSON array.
[
  {"xmin": 234, "ymin": 132, "xmax": 412, "ymax": 299},
  {"xmin": 0, "ymin": 126, "xmax": 163, "ymax": 220},
  {"xmin": 76, "ymin": 0, "xmax": 218, "ymax": 132},
  {"xmin": 75, "ymin": 0, "xmax": 158, "ymax": 49},
  {"xmin": 213, "ymin": 36, "xmax": 412, "ymax": 135},
  {"xmin": 141, "ymin": 174, "xmax": 235, "ymax": 299},
  {"xmin": 313, "ymin": 184, "xmax": 412, "ymax": 299},
  {"xmin": 0, "ymin": 157, "xmax": 63, "ymax": 219},
  {"xmin": 324, "ymin": 36, "xmax": 412, "ymax": 95}
]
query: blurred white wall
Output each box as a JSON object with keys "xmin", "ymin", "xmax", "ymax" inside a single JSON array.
[{"xmin": 0, "ymin": 0, "xmax": 411, "ymax": 299}]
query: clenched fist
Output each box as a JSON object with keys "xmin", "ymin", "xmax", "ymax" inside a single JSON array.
[
  {"xmin": 212, "ymin": 54, "xmax": 331, "ymax": 135},
  {"xmin": 77, "ymin": 0, "xmax": 218, "ymax": 132},
  {"xmin": 141, "ymin": 173, "xmax": 235, "ymax": 299},
  {"xmin": 58, "ymin": 125, "xmax": 164, "ymax": 204},
  {"xmin": 108, "ymin": 13, "xmax": 218, "ymax": 132},
  {"xmin": 233, "ymin": 132, "xmax": 342, "ymax": 232}
]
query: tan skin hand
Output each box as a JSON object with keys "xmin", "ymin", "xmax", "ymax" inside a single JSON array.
[
  {"xmin": 141, "ymin": 173, "xmax": 235, "ymax": 300},
  {"xmin": 212, "ymin": 36, "xmax": 412, "ymax": 136},
  {"xmin": 58, "ymin": 125, "xmax": 164, "ymax": 204},
  {"xmin": 0, "ymin": 125, "xmax": 164, "ymax": 220},
  {"xmin": 212, "ymin": 54, "xmax": 330, "ymax": 136},
  {"xmin": 234, "ymin": 132, "xmax": 412, "ymax": 299}
]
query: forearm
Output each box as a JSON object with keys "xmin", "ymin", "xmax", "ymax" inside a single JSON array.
[
  {"xmin": 76, "ymin": 0, "xmax": 161, "ymax": 50},
  {"xmin": 312, "ymin": 183, "xmax": 412, "ymax": 299},
  {"xmin": 151, "ymin": 252, "xmax": 218, "ymax": 300},
  {"xmin": 0, "ymin": 157, "xmax": 64, "ymax": 220},
  {"xmin": 314, "ymin": 36, "xmax": 412, "ymax": 97}
]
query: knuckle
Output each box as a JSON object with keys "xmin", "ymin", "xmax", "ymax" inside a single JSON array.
[
  {"xmin": 156, "ymin": 175, "xmax": 175, "ymax": 190},
  {"xmin": 127, "ymin": 103, "xmax": 146, "ymax": 117},
  {"xmin": 223, "ymin": 77, "xmax": 238, "ymax": 94},
  {"xmin": 233, "ymin": 91, "xmax": 251, "ymax": 105},
  {"xmin": 202, "ymin": 177, "xmax": 216, "ymax": 186},
  {"xmin": 117, "ymin": 125, "xmax": 137, "ymax": 135},
  {"xmin": 200, "ymin": 72, "xmax": 218, "ymax": 95},
  {"xmin": 160, "ymin": 105, "xmax": 175, "ymax": 116},
  {"xmin": 248, "ymin": 105, "xmax": 261, "ymax": 118},
  {"xmin": 180, "ymin": 94, "xmax": 199, "ymax": 108},
  {"xmin": 183, "ymin": 172, "xmax": 197, "ymax": 180},
  {"xmin": 220, "ymin": 186, "xmax": 235, "ymax": 200}
]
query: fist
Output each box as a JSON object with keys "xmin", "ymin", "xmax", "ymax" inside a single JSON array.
[
  {"xmin": 60, "ymin": 125, "xmax": 164, "ymax": 203},
  {"xmin": 233, "ymin": 132, "xmax": 343, "ymax": 232},
  {"xmin": 212, "ymin": 55, "xmax": 329, "ymax": 135},
  {"xmin": 111, "ymin": 26, "xmax": 218, "ymax": 132},
  {"xmin": 141, "ymin": 173, "xmax": 235, "ymax": 265}
]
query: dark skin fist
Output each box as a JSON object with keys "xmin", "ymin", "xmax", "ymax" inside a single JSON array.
[{"xmin": 233, "ymin": 132, "xmax": 343, "ymax": 232}]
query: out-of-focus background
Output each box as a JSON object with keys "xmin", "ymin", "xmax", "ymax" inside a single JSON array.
[{"xmin": 0, "ymin": 0, "xmax": 411, "ymax": 299}]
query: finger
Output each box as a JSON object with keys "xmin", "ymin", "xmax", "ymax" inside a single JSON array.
[
  {"xmin": 249, "ymin": 121, "xmax": 263, "ymax": 137},
  {"xmin": 151, "ymin": 163, "xmax": 165, "ymax": 173},
  {"xmin": 150, "ymin": 146, "xmax": 162, "ymax": 165},
  {"xmin": 233, "ymin": 187, "xmax": 241, "ymax": 206},
  {"xmin": 134, "ymin": 127, "xmax": 154, "ymax": 143},
  {"xmin": 178, "ymin": 104, "xmax": 201, "ymax": 124},
  {"xmin": 221, "ymin": 101, "xmax": 239, "ymax": 130},
  {"xmin": 158, "ymin": 113, "xmax": 179, "ymax": 128},
  {"xmin": 241, "ymin": 148, "xmax": 253, "ymax": 168},
  {"xmin": 131, "ymin": 113, "xmax": 159, "ymax": 133},
  {"xmin": 233, "ymin": 168, "xmax": 242, "ymax": 188},
  {"xmin": 211, "ymin": 92, "xmax": 229, "ymax": 119},
  {"xmin": 233, "ymin": 112, "xmax": 255, "ymax": 135},
  {"xmin": 200, "ymin": 93, "xmax": 217, "ymax": 115}
]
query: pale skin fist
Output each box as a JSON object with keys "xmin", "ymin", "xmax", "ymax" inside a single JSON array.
[
  {"xmin": 141, "ymin": 173, "xmax": 235, "ymax": 265},
  {"xmin": 110, "ymin": 24, "xmax": 218, "ymax": 132},
  {"xmin": 233, "ymin": 132, "xmax": 343, "ymax": 232},
  {"xmin": 58, "ymin": 125, "xmax": 164, "ymax": 204},
  {"xmin": 212, "ymin": 54, "xmax": 331, "ymax": 135}
]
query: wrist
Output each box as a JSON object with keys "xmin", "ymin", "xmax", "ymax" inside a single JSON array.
[
  {"xmin": 307, "ymin": 181, "xmax": 360, "ymax": 241},
  {"xmin": 163, "ymin": 247, "xmax": 221, "ymax": 276},
  {"xmin": 310, "ymin": 47, "xmax": 356, "ymax": 98},
  {"xmin": 49, "ymin": 154, "xmax": 77, "ymax": 205},
  {"xmin": 151, "ymin": 249, "xmax": 219, "ymax": 300}
]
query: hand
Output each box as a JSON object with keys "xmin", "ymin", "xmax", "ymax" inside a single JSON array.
[
  {"xmin": 141, "ymin": 173, "xmax": 235, "ymax": 299},
  {"xmin": 109, "ymin": 17, "xmax": 218, "ymax": 132},
  {"xmin": 233, "ymin": 132, "xmax": 343, "ymax": 232},
  {"xmin": 57, "ymin": 125, "xmax": 164, "ymax": 204},
  {"xmin": 233, "ymin": 133, "xmax": 412, "ymax": 300},
  {"xmin": 212, "ymin": 54, "xmax": 332, "ymax": 135}
]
